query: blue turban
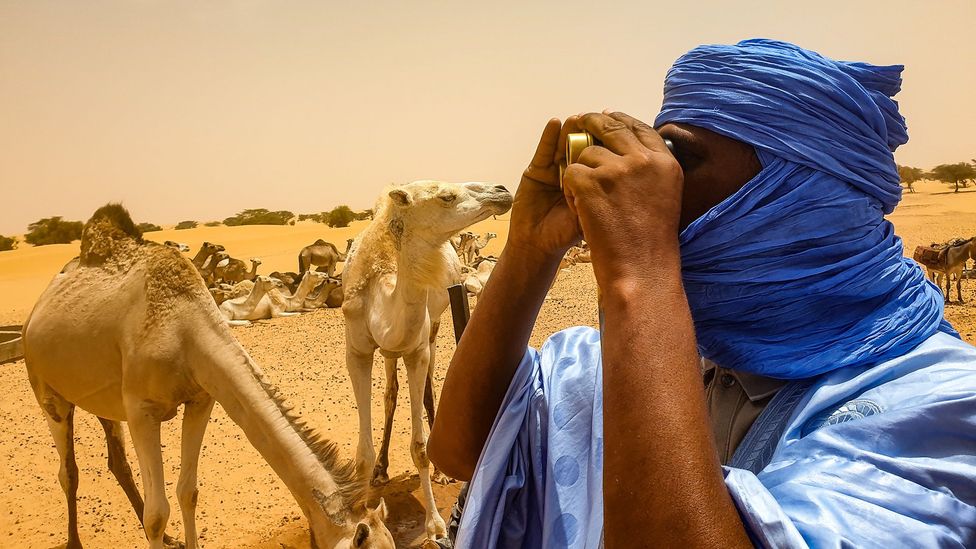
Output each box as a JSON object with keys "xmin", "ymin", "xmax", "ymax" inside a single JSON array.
[{"xmin": 655, "ymin": 39, "xmax": 956, "ymax": 378}]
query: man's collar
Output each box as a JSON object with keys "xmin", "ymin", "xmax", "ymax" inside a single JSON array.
[{"xmin": 702, "ymin": 358, "xmax": 786, "ymax": 401}]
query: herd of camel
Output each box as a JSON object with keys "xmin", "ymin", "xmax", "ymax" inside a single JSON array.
[
  {"xmin": 18, "ymin": 177, "xmax": 972, "ymax": 549},
  {"xmin": 21, "ymin": 180, "xmax": 526, "ymax": 549}
]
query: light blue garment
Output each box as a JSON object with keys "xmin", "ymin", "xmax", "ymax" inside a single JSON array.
[
  {"xmin": 457, "ymin": 327, "xmax": 976, "ymax": 548},
  {"xmin": 654, "ymin": 39, "xmax": 954, "ymax": 378}
]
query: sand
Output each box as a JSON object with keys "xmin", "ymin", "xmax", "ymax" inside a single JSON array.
[{"xmin": 0, "ymin": 180, "xmax": 973, "ymax": 548}]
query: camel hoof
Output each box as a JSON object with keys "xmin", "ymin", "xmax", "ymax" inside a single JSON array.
[
  {"xmin": 431, "ymin": 469, "xmax": 451, "ymax": 485},
  {"xmin": 163, "ymin": 534, "xmax": 185, "ymax": 549}
]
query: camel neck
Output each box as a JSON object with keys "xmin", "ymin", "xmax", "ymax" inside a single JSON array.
[
  {"xmin": 240, "ymin": 282, "xmax": 269, "ymax": 309},
  {"xmin": 189, "ymin": 328, "xmax": 355, "ymax": 546}
]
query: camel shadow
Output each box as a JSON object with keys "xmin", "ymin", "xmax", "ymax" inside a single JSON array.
[{"xmin": 369, "ymin": 473, "xmax": 429, "ymax": 545}]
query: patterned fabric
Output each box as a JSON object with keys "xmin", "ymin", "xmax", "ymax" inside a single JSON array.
[{"xmin": 457, "ymin": 328, "xmax": 976, "ymax": 548}]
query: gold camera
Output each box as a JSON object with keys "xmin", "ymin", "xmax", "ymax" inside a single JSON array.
[{"xmin": 558, "ymin": 131, "xmax": 674, "ymax": 188}]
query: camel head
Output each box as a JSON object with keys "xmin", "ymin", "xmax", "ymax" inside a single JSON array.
[
  {"xmin": 307, "ymin": 498, "xmax": 393, "ymax": 549},
  {"xmin": 250, "ymin": 258, "xmax": 262, "ymax": 266},
  {"xmin": 382, "ymin": 181, "xmax": 513, "ymax": 243},
  {"xmin": 164, "ymin": 240, "xmax": 191, "ymax": 252},
  {"xmin": 200, "ymin": 241, "xmax": 225, "ymax": 255}
]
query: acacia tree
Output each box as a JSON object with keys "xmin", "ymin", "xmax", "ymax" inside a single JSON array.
[
  {"xmin": 325, "ymin": 205, "xmax": 356, "ymax": 228},
  {"xmin": 897, "ymin": 164, "xmax": 925, "ymax": 193},
  {"xmin": 928, "ymin": 163, "xmax": 976, "ymax": 193},
  {"xmin": 24, "ymin": 217, "xmax": 83, "ymax": 246}
]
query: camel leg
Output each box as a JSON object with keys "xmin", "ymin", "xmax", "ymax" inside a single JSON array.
[
  {"xmin": 372, "ymin": 357, "xmax": 398, "ymax": 486},
  {"xmin": 403, "ymin": 346, "xmax": 447, "ymax": 540},
  {"xmin": 36, "ymin": 387, "xmax": 82, "ymax": 549},
  {"xmin": 125, "ymin": 400, "xmax": 170, "ymax": 549},
  {"xmin": 177, "ymin": 398, "xmax": 214, "ymax": 549},
  {"xmin": 424, "ymin": 321, "xmax": 449, "ymax": 485},
  {"xmin": 347, "ymin": 347, "xmax": 377, "ymax": 480},
  {"xmin": 98, "ymin": 418, "xmax": 183, "ymax": 549}
]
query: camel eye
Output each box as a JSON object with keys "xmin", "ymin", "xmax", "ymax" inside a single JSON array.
[{"xmin": 438, "ymin": 194, "xmax": 457, "ymax": 203}]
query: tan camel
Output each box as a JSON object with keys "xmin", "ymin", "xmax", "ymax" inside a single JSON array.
[
  {"xmin": 214, "ymin": 256, "xmax": 260, "ymax": 286},
  {"xmin": 189, "ymin": 242, "xmax": 224, "ymax": 271},
  {"xmin": 926, "ymin": 238, "xmax": 975, "ymax": 303},
  {"xmin": 201, "ymin": 251, "xmax": 229, "ymax": 288},
  {"xmin": 270, "ymin": 271, "xmax": 302, "ymax": 294},
  {"xmin": 462, "ymin": 258, "xmax": 497, "ymax": 298},
  {"xmin": 218, "ymin": 275, "xmax": 297, "ymax": 325},
  {"xmin": 299, "ymin": 239, "xmax": 354, "ymax": 276},
  {"xmin": 459, "ymin": 232, "xmax": 496, "ymax": 266},
  {"xmin": 342, "ymin": 181, "xmax": 513, "ymax": 541},
  {"xmin": 304, "ymin": 277, "xmax": 343, "ymax": 309},
  {"xmin": 23, "ymin": 204, "xmax": 393, "ymax": 549},
  {"xmin": 449, "ymin": 232, "xmax": 473, "ymax": 256},
  {"xmin": 272, "ymin": 270, "xmax": 330, "ymax": 312}
]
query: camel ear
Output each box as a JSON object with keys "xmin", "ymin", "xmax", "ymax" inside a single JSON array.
[
  {"xmin": 372, "ymin": 497, "xmax": 388, "ymax": 521},
  {"xmin": 353, "ymin": 522, "xmax": 370, "ymax": 547},
  {"xmin": 389, "ymin": 189, "xmax": 411, "ymax": 206}
]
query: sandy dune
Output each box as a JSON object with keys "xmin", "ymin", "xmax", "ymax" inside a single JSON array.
[{"xmin": 0, "ymin": 180, "xmax": 974, "ymax": 547}]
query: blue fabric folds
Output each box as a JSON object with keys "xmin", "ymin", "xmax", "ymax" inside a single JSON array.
[{"xmin": 654, "ymin": 39, "xmax": 953, "ymax": 378}]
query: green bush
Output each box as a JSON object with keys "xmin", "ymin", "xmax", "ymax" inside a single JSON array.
[
  {"xmin": 298, "ymin": 213, "xmax": 323, "ymax": 222},
  {"xmin": 24, "ymin": 217, "xmax": 83, "ymax": 246},
  {"xmin": 325, "ymin": 205, "xmax": 356, "ymax": 228},
  {"xmin": 137, "ymin": 222, "xmax": 163, "ymax": 232},
  {"xmin": 175, "ymin": 220, "xmax": 198, "ymax": 230},
  {"xmin": 355, "ymin": 209, "xmax": 373, "ymax": 221},
  {"xmin": 204, "ymin": 221, "xmax": 221, "ymax": 227},
  {"xmin": 223, "ymin": 209, "xmax": 295, "ymax": 226},
  {"xmin": 0, "ymin": 235, "xmax": 17, "ymax": 251}
]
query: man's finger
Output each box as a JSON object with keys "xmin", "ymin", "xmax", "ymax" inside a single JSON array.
[
  {"xmin": 578, "ymin": 112, "xmax": 644, "ymax": 156},
  {"xmin": 604, "ymin": 111, "xmax": 671, "ymax": 155},
  {"xmin": 530, "ymin": 118, "xmax": 562, "ymax": 169}
]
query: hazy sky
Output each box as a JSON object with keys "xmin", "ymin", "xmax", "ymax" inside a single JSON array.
[{"xmin": 2, "ymin": 0, "xmax": 974, "ymax": 234}]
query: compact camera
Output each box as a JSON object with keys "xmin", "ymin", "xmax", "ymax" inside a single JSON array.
[{"xmin": 558, "ymin": 131, "xmax": 675, "ymax": 188}]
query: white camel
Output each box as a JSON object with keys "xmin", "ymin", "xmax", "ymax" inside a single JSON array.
[
  {"xmin": 23, "ymin": 204, "xmax": 393, "ymax": 549},
  {"xmin": 218, "ymin": 275, "xmax": 296, "ymax": 325},
  {"xmin": 342, "ymin": 180, "xmax": 513, "ymax": 541}
]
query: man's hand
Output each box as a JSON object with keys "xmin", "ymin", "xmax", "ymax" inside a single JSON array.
[
  {"xmin": 507, "ymin": 118, "xmax": 583, "ymax": 260},
  {"xmin": 561, "ymin": 112, "xmax": 684, "ymax": 288}
]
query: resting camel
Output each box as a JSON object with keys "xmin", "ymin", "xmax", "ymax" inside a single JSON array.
[
  {"xmin": 200, "ymin": 251, "xmax": 229, "ymax": 288},
  {"xmin": 189, "ymin": 242, "xmax": 224, "ymax": 271},
  {"xmin": 459, "ymin": 232, "xmax": 496, "ymax": 266},
  {"xmin": 214, "ymin": 256, "xmax": 260, "ymax": 286},
  {"xmin": 304, "ymin": 277, "xmax": 344, "ymax": 309},
  {"xmin": 927, "ymin": 238, "xmax": 975, "ymax": 303},
  {"xmin": 219, "ymin": 275, "xmax": 296, "ymax": 325},
  {"xmin": 462, "ymin": 258, "xmax": 497, "ymax": 298},
  {"xmin": 23, "ymin": 204, "xmax": 393, "ymax": 549},
  {"xmin": 299, "ymin": 239, "xmax": 353, "ymax": 276},
  {"xmin": 270, "ymin": 271, "xmax": 302, "ymax": 294},
  {"xmin": 342, "ymin": 180, "xmax": 513, "ymax": 541},
  {"xmin": 449, "ymin": 231, "xmax": 473, "ymax": 256}
]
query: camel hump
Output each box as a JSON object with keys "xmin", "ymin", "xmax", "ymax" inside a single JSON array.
[
  {"xmin": 313, "ymin": 239, "xmax": 328, "ymax": 246},
  {"xmin": 79, "ymin": 203, "xmax": 145, "ymax": 265},
  {"xmin": 87, "ymin": 203, "xmax": 142, "ymax": 239}
]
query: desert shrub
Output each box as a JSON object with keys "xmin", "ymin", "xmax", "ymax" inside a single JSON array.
[
  {"xmin": 298, "ymin": 213, "xmax": 323, "ymax": 222},
  {"xmin": 223, "ymin": 209, "xmax": 294, "ymax": 226},
  {"xmin": 355, "ymin": 209, "xmax": 374, "ymax": 221},
  {"xmin": 897, "ymin": 165, "xmax": 925, "ymax": 193},
  {"xmin": 204, "ymin": 221, "xmax": 221, "ymax": 227},
  {"xmin": 0, "ymin": 235, "xmax": 17, "ymax": 251},
  {"xmin": 24, "ymin": 217, "xmax": 83, "ymax": 246},
  {"xmin": 175, "ymin": 220, "xmax": 198, "ymax": 230},
  {"xmin": 137, "ymin": 222, "xmax": 162, "ymax": 232},
  {"xmin": 325, "ymin": 205, "xmax": 356, "ymax": 228}
]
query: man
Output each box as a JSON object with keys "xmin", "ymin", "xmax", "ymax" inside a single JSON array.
[{"xmin": 427, "ymin": 39, "xmax": 976, "ymax": 547}]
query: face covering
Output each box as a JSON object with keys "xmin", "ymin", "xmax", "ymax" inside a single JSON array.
[{"xmin": 654, "ymin": 39, "xmax": 955, "ymax": 379}]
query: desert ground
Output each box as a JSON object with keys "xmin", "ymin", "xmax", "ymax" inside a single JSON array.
[{"xmin": 0, "ymin": 179, "xmax": 974, "ymax": 548}]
